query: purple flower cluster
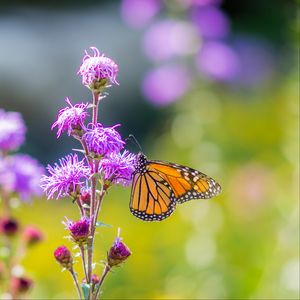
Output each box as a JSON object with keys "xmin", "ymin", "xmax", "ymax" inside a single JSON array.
[
  {"xmin": 0, "ymin": 154, "xmax": 44, "ymax": 201},
  {"xmin": 78, "ymin": 47, "xmax": 119, "ymax": 89},
  {"xmin": 83, "ymin": 123, "xmax": 125, "ymax": 157},
  {"xmin": 0, "ymin": 109, "xmax": 26, "ymax": 152},
  {"xmin": 52, "ymin": 98, "xmax": 88, "ymax": 138},
  {"xmin": 100, "ymin": 150, "xmax": 137, "ymax": 186},
  {"xmin": 41, "ymin": 154, "xmax": 90, "ymax": 200}
]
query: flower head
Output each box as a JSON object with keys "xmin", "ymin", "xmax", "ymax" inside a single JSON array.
[
  {"xmin": 142, "ymin": 64, "xmax": 191, "ymax": 106},
  {"xmin": 0, "ymin": 217, "xmax": 19, "ymax": 236},
  {"xmin": 54, "ymin": 245, "xmax": 73, "ymax": 270},
  {"xmin": 83, "ymin": 123, "xmax": 125, "ymax": 158},
  {"xmin": 63, "ymin": 217, "xmax": 90, "ymax": 246},
  {"xmin": 40, "ymin": 154, "xmax": 90, "ymax": 200},
  {"xmin": 51, "ymin": 98, "xmax": 88, "ymax": 138},
  {"xmin": 22, "ymin": 226, "xmax": 43, "ymax": 246},
  {"xmin": 107, "ymin": 228, "xmax": 131, "ymax": 267},
  {"xmin": 10, "ymin": 276, "xmax": 33, "ymax": 295},
  {"xmin": 0, "ymin": 154, "xmax": 44, "ymax": 201},
  {"xmin": 100, "ymin": 150, "xmax": 136, "ymax": 187},
  {"xmin": 78, "ymin": 47, "xmax": 119, "ymax": 91},
  {"xmin": 0, "ymin": 109, "xmax": 26, "ymax": 152}
]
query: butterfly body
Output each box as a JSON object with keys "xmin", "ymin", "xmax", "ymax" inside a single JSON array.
[{"xmin": 130, "ymin": 153, "xmax": 221, "ymax": 222}]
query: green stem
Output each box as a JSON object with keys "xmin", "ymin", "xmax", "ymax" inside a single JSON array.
[
  {"xmin": 94, "ymin": 265, "xmax": 111, "ymax": 300},
  {"xmin": 70, "ymin": 269, "xmax": 83, "ymax": 300}
]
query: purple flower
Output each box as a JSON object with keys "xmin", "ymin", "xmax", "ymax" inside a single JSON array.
[
  {"xmin": 78, "ymin": 47, "xmax": 119, "ymax": 90},
  {"xmin": 190, "ymin": 6, "xmax": 230, "ymax": 39},
  {"xmin": 0, "ymin": 109, "xmax": 26, "ymax": 152},
  {"xmin": 196, "ymin": 41, "xmax": 240, "ymax": 81},
  {"xmin": 143, "ymin": 20, "xmax": 200, "ymax": 62},
  {"xmin": 100, "ymin": 150, "xmax": 136, "ymax": 187},
  {"xmin": 142, "ymin": 64, "xmax": 191, "ymax": 106},
  {"xmin": 63, "ymin": 217, "xmax": 90, "ymax": 245},
  {"xmin": 22, "ymin": 226, "xmax": 43, "ymax": 246},
  {"xmin": 0, "ymin": 217, "xmax": 19, "ymax": 236},
  {"xmin": 40, "ymin": 154, "xmax": 90, "ymax": 200},
  {"xmin": 0, "ymin": 154, "xmax": 44, "ymax": 201},
  {"xmin": 54, "ymin": 245, "xmax": 73, "ymax": 270},
  {"xmin": 51, "ymin": 98, "xmax": 88, "ymax": 138},
  {"xmin": 121, "ymin": 0, "xmax": 161, "ymax": 28},
  {"xmin": 83, "ymin": 123, "xmax": 125, "ymax": 157},
  {"xmin": 107, "ymin": 229, "xmax": 131, "ymax": 267},
  {"xmin": 10, "ymin": 276, "xmax": 33, "ymax": 295}
]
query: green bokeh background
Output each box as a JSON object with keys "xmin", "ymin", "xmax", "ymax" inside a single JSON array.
[{"xmin": 1, "ymin": 0, "xmax": 299, "ymax": 299}]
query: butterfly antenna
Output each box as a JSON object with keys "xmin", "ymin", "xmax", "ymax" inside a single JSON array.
[{"xmin": 126, "ymin": 134, "xmax": 143, "ymax": 152}]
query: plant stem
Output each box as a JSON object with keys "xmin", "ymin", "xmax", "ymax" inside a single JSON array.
[
  {"xmin": 70, "ymin": 269, "xmax": 83, "ymax": 300},
  {"xmin": 94, "ymin": 265, "xmax": 111, "ymax": 300},
  {"xmin": 80, "ymin": 246, "xmax": 88, "ymax": 281},
  {"xmin": 92, "ymin": 92, "xmax": 99, "ymax": 125}
]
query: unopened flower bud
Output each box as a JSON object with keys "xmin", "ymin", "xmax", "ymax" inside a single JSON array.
[
  {"xmin": 80, "ymin": 191, "xmax": 91, "ymax": 206},
  {"xmin": 107, "ymin": 229, "xmax": 131, "ymax": 267},
  {"xmin": 11, "ymin": 276, "xmax": 33, "ymax": 295},
  {"xmin": 54, "ymin": 246, "xmax": 73, "ymax": 270},
  {"xmin": 64, "ymin": 217, "xmax": 90, "ymax": 246},
  {"xmin": 22, "ymin": 226, "xmax": 43, "ymax": 246},
  {"xmin": 0, "ymin": 217, "xmax": 19, "ymax": 236}
]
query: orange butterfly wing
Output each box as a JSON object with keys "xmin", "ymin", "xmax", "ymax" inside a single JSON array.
[
  {"xmin": 148, "ymin": 161, "xmax": 221, "ymax": 204},
  {"xmin": 129, "ymin": 169, "xmax": 176, "ymax": 221}
]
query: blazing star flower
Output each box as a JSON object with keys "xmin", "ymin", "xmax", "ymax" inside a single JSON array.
[
  {"xmin": 121, "ymin": 0, "xmax": 161, "ymax": 28},
  {"xmin": 54, "ymin": 245, "xmax": 73, "ymax": 270},
  {"xmin": 0, "ymin": 154, "xmax": 44, "ymax": 201},
  {"xmin": 40, "ymin": 154, "xmax": 90, "ymax": 200},
  {"xmin": 51, "ymin": 98, "xmax": 88, "ymax": 138},
  {"xmin": 22, "ymin": 226, "xmax": 43, "ymax": 246},
  {"xmin": 0, "ymin": 109, "xmax": 26, "ymax": 152},
  {"xmin": 0, "ymin": 217, "xmax": 19, "ymax": 236},
  {"xmin": 78, "ymin": 47, "xmax": 119, "ymax": 90},
  {"xmin": 83, "ymin": 123, "xmax": 125, "ymax": 158},
  {"xmin": 142, "ymin": 64, "xmax": 191, "ymax": 106},
  {"xmin": 107, "ymin": 228, "xmax": 131, "ymax": 267},
  {"xmin": 100, "ymin": 150, "xmax": 136, "ymax": 187},
  {"xmin": 10, "ymin": 276, "xmax": 33, "ymax": 295},
  {"xmin": 63, "ymin": 217, "xmax": 90, "ymax": 246}
]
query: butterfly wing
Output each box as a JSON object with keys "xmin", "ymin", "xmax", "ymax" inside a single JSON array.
[
  {"xmin": 130, "ymin": 169, "xmax": 177, "ymax": 221},
  {"xmin": 148, "ymin": 161, "xmax": 221, "ymax": 204}
]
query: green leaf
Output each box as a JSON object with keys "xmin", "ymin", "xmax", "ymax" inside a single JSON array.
[
  {"xmin": 81, "ymin": 283, "xmax": 90, "ymax": 300},
  {"xmin": 96, "ymin": 221, "xmax": 112, "ymax": 228}
]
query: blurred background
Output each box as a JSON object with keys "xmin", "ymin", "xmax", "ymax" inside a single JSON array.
[{"xmin": 0, "ymin": 0, "xmax": 299, "ymax": 299}]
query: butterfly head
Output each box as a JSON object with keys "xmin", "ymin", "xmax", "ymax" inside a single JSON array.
[{"xmin": 135, "ymin": 153, "xmax": 148, "ymax": 174}]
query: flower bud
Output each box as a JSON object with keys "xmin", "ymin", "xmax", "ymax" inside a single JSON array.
[
  {"xmin": 54, "ymin": 246, "xmax": 73, "ymax": 270},
  {"xmin": 64, "ymin": 217, "xmax": 90, "ymax": 246},
  {"xmin": 22, "ymin": 226, "xmax": 43, "ymax": 246},
  {"xmin": 0, "ymin": 217, "xmax": 19, "ymax": 236},
  {"xmin": 80, "ymin": 191, "xmax": 91, "ymax": 206},
  {"xmin": 107, "ymin": 229, "xmax": 131, "ymax": 267},
  {"xmin": 10, "ymin": 276, "xmax": 33, "ymax": 295}
]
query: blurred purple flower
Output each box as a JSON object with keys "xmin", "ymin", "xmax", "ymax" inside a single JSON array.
[
  {"xmin": 22, "ymin": 226, "xmax": 43, "ymax": 246},
  {"xmin": 232, "ymin": 37, "xmax": 275, "ymax": 87},
  {"xmin": 51, "ymin": 98, "xmax": 88, "ymax": 138},
  {"xmin": 142, "ymin": 64, "xmax": 191, "ymax": 106},
  {"xmin": 78, "ymin": 47, "xmax": 119, "ymax": 89},
  {"xmin": 63, "ymin": 217, "xmax": 90, "ymax": 245},
  {"xmin": 10, "ymin": 276, "xmax": 33, "ymax": 295},
  {"xmin": 0, "ymin": 217, "xmax": 19, "ymax": 236},
  {"xmin": 190, "ymin": 6, "xmax": 230, "ymax": 39},
  {"xmin": 196, "ymin": 41, "xmax": 239, "ymax": 81},
  {"xmin": 178, "ymin": 0, "xmax": 222, "ymax": 8},
  {"xmin": 83, "ymin": 123, "xmax": 125, "ymax": 157},
  {"xmin": 40, "ymin": 154, "xmax": 90, "ymax": 200},
  {"xmin": 121, "ymin": 0, "xmax": 161, "ymax": 28},
  {"xmin": 0, "ymin": 109, "xmax": 26, "ymax": 152},
  {"xmin": 0, "ymin": 154, "xmax": 44, "ymax": 201},
  {"xmin": 143, "ymin": 20, "xmax": 200, "ymax": 61},
  {"xmin": 100, "ymin": 150, "xmax": 136, "ymax": 187}
]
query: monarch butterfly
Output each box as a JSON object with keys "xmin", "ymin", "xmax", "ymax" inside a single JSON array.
[{"xmin": 130, "ymin": 153, "xmax": 221, "ymax": 221}]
